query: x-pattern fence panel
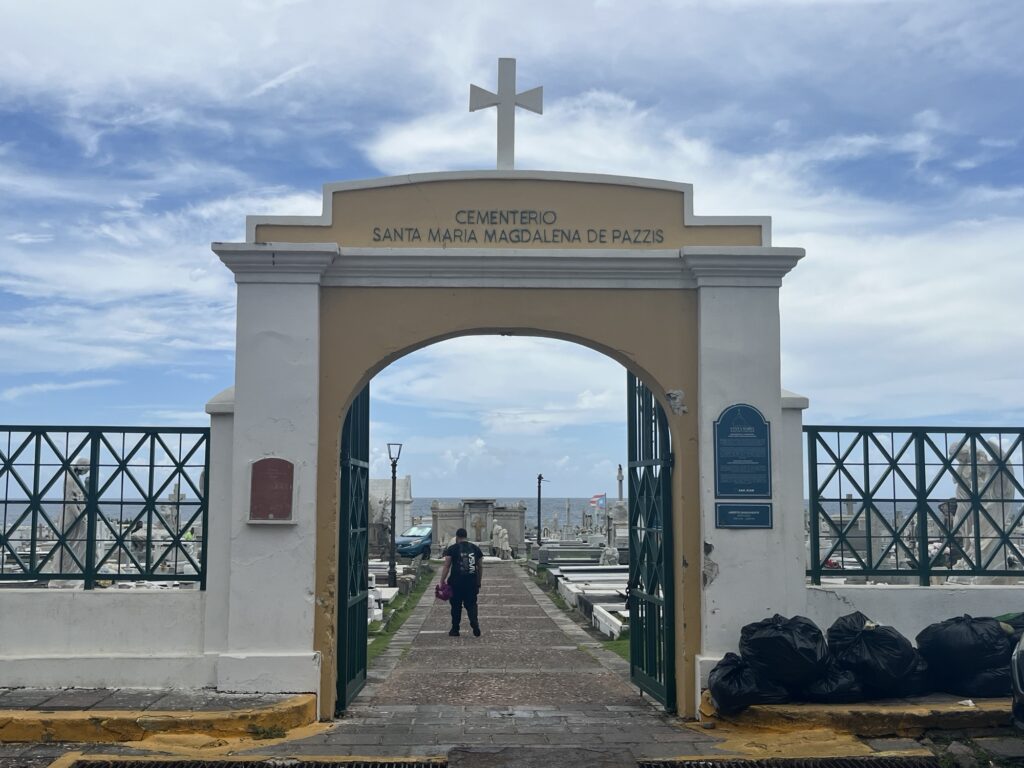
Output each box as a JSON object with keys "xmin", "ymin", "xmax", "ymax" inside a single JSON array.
[
  {"xmin": 0, "ymin": 426, "xmax": 209, "ymax": 589},
  {"xmin": 806, "ymin": 426, "xmax": 1024, "ymax": 585}
]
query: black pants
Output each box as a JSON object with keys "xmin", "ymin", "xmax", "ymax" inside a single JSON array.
[{"xmin": 450, "ymin": 583, "xmax": 480, "ymax": 630}]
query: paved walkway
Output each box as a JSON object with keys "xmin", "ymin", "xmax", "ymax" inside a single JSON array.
[{"xmin": 252, "ymin": 561, "xmax": 722, "ymax": 762}]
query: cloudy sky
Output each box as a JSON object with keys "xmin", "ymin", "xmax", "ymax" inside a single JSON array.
[{"xmin": 1, "ymin": 1, "xmax": 1022, "ymax": 496}]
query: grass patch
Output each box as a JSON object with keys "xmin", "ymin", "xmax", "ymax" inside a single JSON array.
[
  {"xmin": 604, "ymin": 636, "xmax": 630, "ymax": 661},
  {"xmin": 530, "ymin": 571, "xmax": 570, "ymax": 611},
  {"xmin": 367, "ymin": 565, "xmax": 434, "ymax": 666},
  {"xmin": 549, "ymin": 591, "xmax": 570, "ymax": 611},
  {"xmin": 248, "ymin": 723, "xmax": 287, "ymax": 740}
]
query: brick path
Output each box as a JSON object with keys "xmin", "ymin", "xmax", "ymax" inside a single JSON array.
[{"xmin": 254, "ymin": 561, "xmax": 723, "ymax": 762}]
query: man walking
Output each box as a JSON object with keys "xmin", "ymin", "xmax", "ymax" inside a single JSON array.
[{"xmin": 440, "ymin": 527, "xmax": 483, "ymax": 637}]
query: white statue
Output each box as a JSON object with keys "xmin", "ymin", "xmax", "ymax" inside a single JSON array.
[
  {"xmin": 491, "ymin": 524, "xmax": 503, "ymax": 557},
  {"xmin": 130, "ymin": 519, "xmax": 149, "ymax": 564},
  {"xmin": 53, "ymin": 458, "xmax": 89, "ymax": 587},
  {"xmin": 948, "ymin": 441, "xmax": 1018, "ymax": 584},
  {"xmin": 600, "ymin": 542, "xmax": 619, "ymax": 566},
  {"xmin": 498, "ymin": 526, "xmax": 512, "ymax": 560}
]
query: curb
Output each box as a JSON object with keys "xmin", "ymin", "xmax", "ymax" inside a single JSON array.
[
  {"xmin": 0, "ymin": 693, "xmax": 317, "ymax": 743},
  {"xmin": 716, "ymin": 697, "xmax": 1013, "ymax": 737},
  {"xmin": 50, "ymin": 756, "xmax": 442, "ymax": 767}
]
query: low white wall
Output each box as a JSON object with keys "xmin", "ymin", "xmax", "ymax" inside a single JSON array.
[
  {"xmin": 806, "ymin": 584, "xmax": 1024, "ymax": 645},
  {"xmin": 699, "ymin": 583, "xmax": 1024, "ymax": 687},
  {"xmin": 0, "ymin": 590, "xmax": 214, "ymax": 688}
]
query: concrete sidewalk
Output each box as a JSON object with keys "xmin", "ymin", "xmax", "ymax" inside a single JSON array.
[{"xmin": 0, "ymin": 688, "xmax": 314, "ymax": 744}]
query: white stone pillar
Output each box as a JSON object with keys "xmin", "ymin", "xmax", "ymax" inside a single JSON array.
[
  {"xmin": 212, "ymin": 243, "xmax": 336, "ymax": 693},
  {"xmin": 684, "ymin": 246, "xmax": 804, "ymax": 693},
  {"xmin": 779, "ymin": 389, "xmax": 811, "ymax": 614},
  {"xmin": 202, "ymin": 386, "xmax": 235, "ymax": 664}
]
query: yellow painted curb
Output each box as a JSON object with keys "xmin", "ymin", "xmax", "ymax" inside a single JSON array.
[
  {"xmin": 0, "ymin": 693, "xmax": 316, "ymax": 744},
  {"xmin": 705, "ymin": 690, "xmax": 1012, "ymax": 737},
  {"xmin": 51, "ymin": 757, "xmax": 442, "ymax": 768}
]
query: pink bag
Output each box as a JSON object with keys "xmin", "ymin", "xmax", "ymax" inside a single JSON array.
[{"xmin": 435, "ymin": 581, "xmax": 453, "ymax": 601}]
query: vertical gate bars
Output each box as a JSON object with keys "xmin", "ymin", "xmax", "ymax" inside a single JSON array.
[
  {"xmin": 806, "ymin": 426, "xmax": 1024, "ymax": 585},
  {"xmin": 336, "ymin": 384, "xmax": 370, "ymax": 714},
  {"xmin": 627, "ymin": 373, "xmax": 676, "ymax": 712}
]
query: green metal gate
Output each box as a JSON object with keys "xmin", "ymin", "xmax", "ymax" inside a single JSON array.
[
  {"xmin": 627, "ymin": 373, "xmax": 676, "ymax": 711},
  {"xmin": 336, "ymin": 384, "xmax": 369, "ymax": 714}
]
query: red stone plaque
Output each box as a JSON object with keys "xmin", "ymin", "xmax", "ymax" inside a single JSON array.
[{"xmin": 250, "ymin": 458, "xmax": 294, "ymax": 522}]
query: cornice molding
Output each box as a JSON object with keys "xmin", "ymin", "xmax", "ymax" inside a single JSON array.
[
  {"xmin": 208, "ymin": 243, "xmax": 805, "ymax": 289},
  {"xmin": 212, "ymin": 243, "xmax": 338, "ymax": 284},
  {"xmin": 682, "ymin": 247, "xmax": 805, "ymax": 287}
]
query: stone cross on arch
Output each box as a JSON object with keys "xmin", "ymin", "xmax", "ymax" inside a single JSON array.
[{"xmin": 470, "ymin": 57, "xmax": 543, "ymax": 170}]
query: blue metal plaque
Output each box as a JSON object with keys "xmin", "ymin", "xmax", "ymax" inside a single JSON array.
[
  {"xmin": 716, "ymin": 502, "xmax": 773, "ymax": 529},
  {"xmin": 714, "ymin": 404, "xmax": 772, "ymax": 498}
]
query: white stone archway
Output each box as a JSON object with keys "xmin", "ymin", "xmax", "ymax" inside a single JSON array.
[{"xmin": 210, "ymin": 171, "xmax": 805, "ymax": 717}]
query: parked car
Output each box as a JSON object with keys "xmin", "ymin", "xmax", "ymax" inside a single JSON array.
[{"xmin": 395, "ymin": 524, "xmax": 432, "ymax": 558}]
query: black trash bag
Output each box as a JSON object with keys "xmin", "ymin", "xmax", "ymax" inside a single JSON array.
[
  {"xmin": 739, "ymin": 614, "xmax": 830, "ymax": 689},
  {"xmin": 916, "ymin": 615, "xmax": 1011, "ymax": 678},
  {"xmin": 708, "ymin": 652, "xmax": 791, "ymax": 715},
  {"xmin": 891, "ymin": 652, "xmax": 932, "ymax": 699},
  {"xmin": 942, "ymin": 665, "xmax": 1012, "ymax": 698},
  {"xmin": 827, "ymin": 611, "xmax": 918, "ymax": 693},
  {"xmin": 800, "ymin": 660, "xmax": 867, "ymax": 704}
]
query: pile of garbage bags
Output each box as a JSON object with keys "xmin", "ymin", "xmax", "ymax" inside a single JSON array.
[{"xmin": 709, "ymin": 611, "xmax": 1019, "ymax": 715}]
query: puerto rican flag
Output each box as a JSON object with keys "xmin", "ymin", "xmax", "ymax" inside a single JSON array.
[{"xmin": 588, "ymin": 493, "xmax": 607, "ymax": 508}]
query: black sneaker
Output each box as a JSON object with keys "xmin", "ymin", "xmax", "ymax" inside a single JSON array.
[
  {"xmin": 448, "ymin": 628, "xmax": 460, "ymax": 636},
  {"xmin": 472, "ymin": 625, "xmax": 481, "ymax": 637}
]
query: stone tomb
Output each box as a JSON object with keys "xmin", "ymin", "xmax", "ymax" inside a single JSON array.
[{"xmin": 431, "ymin": 498, "xmax": 525, "ymax": 556}]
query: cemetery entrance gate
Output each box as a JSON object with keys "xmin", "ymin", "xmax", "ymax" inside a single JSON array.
[
  {"xmin": 336, "ymin": 384, "xmax": 369, "ymax": 712},
  {"xmin": 628, "ymin": 374, "xmax": 676, "ymax": 710},
  {"xmin": 213, "ymin": 170, "xmax": 802, "ymax": 719}
]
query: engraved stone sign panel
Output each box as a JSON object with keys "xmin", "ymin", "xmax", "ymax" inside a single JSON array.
[
  {"xmin": 253, "ymin": 178, "xmax": 765, "ymax": 250},
  {"xmin": 250, "ymin": 457, "xmax": 294, "ymax": 522}
]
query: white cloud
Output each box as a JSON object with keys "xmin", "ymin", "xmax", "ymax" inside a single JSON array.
[
  {"xmin": 373, "ymin": 336, "xmax": 626, "ymax": 436},
  {"xmin": 142, "ymin": 408, "xmax": 209, "ymax": 425},
  {"xmin": 0, "ymin": 188, "xmax": 321, "ymax": 376},
  {"xmin": 0, "ymin": 378, "xmax": 118, "ymax": 402},
  {"xmin": 6, "ymin": 232, "xmax": 53, "ymax": 244},
  {"xmin": 0, "ymin": 2, "xmax": 1019, "ymax": 115},
  {"xmin": 247, "ymin": 63, "xmax": 315, "ymax": 99},
  {"xmin": 781, "ymin": 218, "xmax": 1024, "ymax": 422}
]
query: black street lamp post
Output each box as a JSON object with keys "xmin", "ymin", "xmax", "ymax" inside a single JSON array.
[
  {"xmin": 536, "ymin": 473, "xmax": 547, "ymax": 547},
  {"xmin": 387, "ymin": 442, "xmax": 402, "ymax": 588}
]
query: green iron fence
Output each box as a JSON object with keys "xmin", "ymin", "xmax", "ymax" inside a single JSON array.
[
  {"xmin": 0, "ymin": 426, "xmax": 209, "ymax": 589},
  {"xmin": 806, "ymin": 426, "xmax": 1024, "ymax": 586}
]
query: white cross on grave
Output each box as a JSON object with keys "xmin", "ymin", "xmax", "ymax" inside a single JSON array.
[{"xmin": 470, "ymin": 57, "xmax": 543, "ymax": 170}]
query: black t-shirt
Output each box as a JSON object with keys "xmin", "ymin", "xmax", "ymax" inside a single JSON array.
[{"xmin": 444, "ymin": 540, "xmax": 483, "ymax": 587}]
